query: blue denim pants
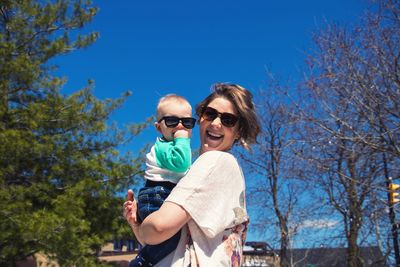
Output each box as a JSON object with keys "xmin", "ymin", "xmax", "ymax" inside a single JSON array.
[{"xmin": 130, "ymin": 181, "xmax": 180, "ymax": 267}]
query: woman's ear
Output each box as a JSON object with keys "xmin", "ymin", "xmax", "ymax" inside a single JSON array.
[{"xmin": 235, "ymin": 131, "xmax": 241, "ymax": 141}]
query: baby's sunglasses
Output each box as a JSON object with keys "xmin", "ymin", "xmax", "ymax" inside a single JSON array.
[
  {"xmin": 158, "ymin": 116, "xmax": 197, "ymax": 129},
  {"xmin": 201, "ymin": 106, "xmax": 239, "ymax": 128}
]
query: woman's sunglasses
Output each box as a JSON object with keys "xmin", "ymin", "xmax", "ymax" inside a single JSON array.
[
  {"xmin": 158, "ymin": 116, "xmax": 197, "ymax": 129},
  {"xmin": 201, "ymin": 107, "xmax": 239, "ymax": 128}
]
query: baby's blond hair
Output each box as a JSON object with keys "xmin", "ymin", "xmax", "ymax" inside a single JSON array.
[{"xmin": 156, "ymin": 94, "xmax": 191, "ymax": 120}]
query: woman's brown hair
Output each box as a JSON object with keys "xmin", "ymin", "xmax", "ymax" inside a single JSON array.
[{"xmin": 195, "ymin": 83, "xmax": 261, "ymax": 150}]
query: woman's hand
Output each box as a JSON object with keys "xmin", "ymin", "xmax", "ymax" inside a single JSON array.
[{"xmin": 123, "ymin": 189, "xmax": 139, "ymax": 226}]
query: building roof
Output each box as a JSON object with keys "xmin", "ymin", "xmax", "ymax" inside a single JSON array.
[
  {"xmin": 285, "ymin": 246, "xmax": 386, "ymax": 267},
  {"xmin": 244, "ymin": 242, "xmax": 387, "ymax": 267}
]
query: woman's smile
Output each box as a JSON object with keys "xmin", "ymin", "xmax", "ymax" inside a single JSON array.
[{"xmin": 206, "ymin": 130, "xmax": 223, "ymax": 140}]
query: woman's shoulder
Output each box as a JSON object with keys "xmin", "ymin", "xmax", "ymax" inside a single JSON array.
[
  {"xmin": 184, "ymin": 152, "xmax": 242, "ymax": 182},
  {"xmin": 196, "ymin": 151, "xmax": 240, "ymax": 171},
  {"xmin": 198, "ymin": 150, "xmax": 237, "ymax": 163}
]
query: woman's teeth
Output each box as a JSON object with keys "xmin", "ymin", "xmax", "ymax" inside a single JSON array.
[{"xmin": 207, "ymin": 131, "xmax": 222, "ymax": 139}]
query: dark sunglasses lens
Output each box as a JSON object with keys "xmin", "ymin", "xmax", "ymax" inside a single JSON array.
[
  {"xmin": 221, "ymin": 114, "xmax": 238, "ymax": 127},
  {"xmin": 163, "ymin": 117, "xmax": 196, "ymax": 129},
  {"xmin": 181, "ymin": 118, "xmax": 196, "ymax": 129},
  {"xmin": 203, "ymin": 108, "xmax": 218, "ymax": 121},
  {"xmin": 164, "ymin": 117, "xmax": 179, "ymax": 128}
]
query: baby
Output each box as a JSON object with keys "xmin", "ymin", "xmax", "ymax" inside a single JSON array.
[{"xmin": 130, "ymin": 94, "xmax": 195, "ymax": 267}]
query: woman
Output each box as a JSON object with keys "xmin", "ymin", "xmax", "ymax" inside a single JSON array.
[{"xmin": 124, "ymin": 83, "xmax": 261, "ymax": 266}]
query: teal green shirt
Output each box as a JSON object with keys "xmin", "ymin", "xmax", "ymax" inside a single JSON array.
[{"xmin": 154, "ymin": 137, "xmax": 191, "ymax": 173}]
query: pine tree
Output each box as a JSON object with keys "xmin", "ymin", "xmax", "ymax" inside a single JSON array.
[{"xmin": 0, "ymin": 1, "xmax": 145, "ymax": 265}]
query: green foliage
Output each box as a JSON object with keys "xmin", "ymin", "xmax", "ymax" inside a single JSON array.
[{"xmin": 0, "ymin": 1, "xmax": 147, "ymax": 265}]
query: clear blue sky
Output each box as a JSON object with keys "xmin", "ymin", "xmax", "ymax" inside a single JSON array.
[{"xmin": 56, "ymin": 0, "xmax": 369, "ymax": 241}]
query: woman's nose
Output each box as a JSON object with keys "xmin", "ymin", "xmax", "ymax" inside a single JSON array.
[{"xmin": 210, "ymin": 116, "xmax": 222, "ymax": 127}]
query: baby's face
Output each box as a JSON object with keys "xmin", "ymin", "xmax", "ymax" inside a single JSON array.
[{"xmin": 156, "ymin": 103, "xmax": 193, "ymax": 141}]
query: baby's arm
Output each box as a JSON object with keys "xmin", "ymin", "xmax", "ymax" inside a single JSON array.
[{"xmin": 156, "ymin": 131, "xmax": 192, "ymax": 172}]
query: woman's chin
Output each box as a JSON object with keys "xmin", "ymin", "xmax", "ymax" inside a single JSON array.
[
  {"xmin": 202, "ymin": 141, "xmax": 227, "ymax": 153},
  {"xmin": 201, "ymin": 143, "xmax": 215, "ymax": 153}
]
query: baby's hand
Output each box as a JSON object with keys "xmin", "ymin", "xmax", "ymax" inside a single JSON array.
[{"xmin": 174, "ymin": 129, "xmax": 191, "ymax": 138}]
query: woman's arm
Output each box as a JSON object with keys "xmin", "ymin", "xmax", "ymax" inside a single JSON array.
[
  {"xmin": 124, "ymin": 190, "xmax": 191, "ymax": 245},
  {"xmin": 139, "ymin": 202, "xmax": 191, "ymax": 245}
]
